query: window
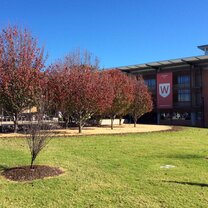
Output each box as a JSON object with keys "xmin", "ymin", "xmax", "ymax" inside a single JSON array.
[
  {"xmin": 160, "ymin": 112, "xmax": 171, "ymax": 120},
  {"xmin": 195, "ymin": 92, "xmax": 202, "ymax": 105},
  {"xmin": 178, "ymin": 89, "xmax": 191, "ymax": 102},
  {"xmin": 160, "ymin": 112, "xmax": 191, "ymax": 120},
  {"xmin": 172, "ymin": 112, "xmax": 191, "ymax": 120},
  {"xmin": 144, "ymin": 79, "xmax": 156, "ymax": 90},
  {"xmin": 177, "ymin": 75, "xmax": 190, "ymax": 87},
  {"xmin": 196, "ymin": 112, "xmax": 202, "ymax": 121},
  {"xmin": 195, "ymin": 73, "xmax": 202, "ymax": 87}
]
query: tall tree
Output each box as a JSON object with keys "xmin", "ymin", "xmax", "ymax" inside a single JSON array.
[
  {"xmin": 0, "ymin": 26, "xmax": 45, "ymax": 132},
  {"xmin": 129, "ymin": 76, "xmax": 153, "ymax": 127},
  {"xmin": 104, "ymin": 69, "xmax": 134, "ymax": 129}
]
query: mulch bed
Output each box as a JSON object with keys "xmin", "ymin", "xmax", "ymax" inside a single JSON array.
[{"xmin": 2, "ymin": 165, "xmax": 64, "ymax": 182}]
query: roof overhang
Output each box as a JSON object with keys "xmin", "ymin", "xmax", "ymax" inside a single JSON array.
[{"xmin": 116, "ymin": 55, "xmax": 208, "ymax": 73}]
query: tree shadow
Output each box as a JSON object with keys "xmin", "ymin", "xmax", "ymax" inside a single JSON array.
[
  {"xmin": 165, "ymin": 154, "xmax": 203, "ymax": 159},
  {"xmin": 163, "ymin": 180, "xmax": 208, "ymax": 187},
  {"xmin": 0, "ymin": 165, "xmax": 9, "ymax": 172}
]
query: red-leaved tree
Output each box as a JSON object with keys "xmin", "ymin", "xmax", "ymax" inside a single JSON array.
[
  {"xmin": 67, "ymin": 65, "xmax": 113, "ymax": 133},
  {"xmin": 104, "ymin": 69, "xmax": 134, "ymax": 129},
  {"xmin": 45, "ymin": 64, "xmax": 71, "ymax": 123},
  {"xmin": 0, "ymin": 26, "xmax": 45, "ymax": 132},
  {"xmin": 47, "ymin": 49, "xmax": 114, "ymax": 133},
  {"xmin": 129, "ymin": 76, "xmax": 153, "ymax": 127}
]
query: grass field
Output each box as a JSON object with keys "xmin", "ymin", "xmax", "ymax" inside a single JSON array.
[{"xmin": 0, "ymin": 127, "xmax": 208, "ymax": 207}]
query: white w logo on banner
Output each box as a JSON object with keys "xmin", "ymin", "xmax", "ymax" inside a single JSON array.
[{"xmin": 159, "ymin": 83, "xmax": 170, "ymax": 98}]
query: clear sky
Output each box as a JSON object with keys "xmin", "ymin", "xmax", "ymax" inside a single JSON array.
[{"xmin": 1, "ymin": 0, "xmax": 208, "ymax": 68}]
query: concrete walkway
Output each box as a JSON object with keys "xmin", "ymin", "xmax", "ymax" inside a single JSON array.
[{"xmin": 0, "ymin": 124, "xmax": 173, "ymax": 138}]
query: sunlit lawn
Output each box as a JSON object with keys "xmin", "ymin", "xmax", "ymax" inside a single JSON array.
[{"xmin": 0, "ymin": 127, "xmax": 208, "ymax": 207}]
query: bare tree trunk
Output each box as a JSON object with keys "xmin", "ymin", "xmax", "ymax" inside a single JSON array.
[
  {"xmin": 119, "ymin": 117, "xmax": 122, "ymax": 125},
  {"xmin": 13, "ymin": 113, "xmax": 19, "ymax": 133},
  {"xmin": 78, "ymin": 112, "xmax": 83, "ymax": 133},
  {"xmin": 30, "ymin": 138, "xmax": 36, "ymax": 169},
  {"xmin": 111, "ymin": 117, "xmax": 115, "ymax": 130},
  {"xmin": 30, "ymin": 155, "xmax": 35, "ymax": 169},
  {"xmin": 134, "ymin": 116, "xmax": 137, "ymax": 127},
  {"xmin": 78, "ymin": 121, "xmax": 82, "ymax": 133},
  {"xmin": 65, "ymin": 118, "xmax": 69, "ymax": 129}
]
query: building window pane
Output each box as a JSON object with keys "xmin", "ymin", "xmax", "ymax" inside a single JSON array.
[
  {"xmin": 172, "ymin": 112, "xmax": 191, "ymax": 120},
  {"xmin": 177, "ymin": 75, "xmax": 190, "ymax": 87},
  {"xmin": 160, "ymin": 113, "xmax": 171, "ymax": 120},
  {"xmin": 195, "ymin": 73, "xmax": 201, "ymax": 87},
  {"xmin": 196, "ymin": 92, "xmax": 202, "ymax": 105},
  {"xmin": 145, "ymin": 79, "xmax": 156, "ymax": 90},
  {"xmin": 178, "ymin": 89, "xmax": 191, "ymax": 102},
  {"xmin": 196, "ymin": 112, "xmax": 202, "ymax": 121}
]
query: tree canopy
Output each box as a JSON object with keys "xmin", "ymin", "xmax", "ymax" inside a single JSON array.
[
  {"xmin": 0, "ymin": 26, "xmax": 45, "ymax": 132},
  {"xmin": 129, "ymin": 76, "xmax": 153, "ymax": 127}
]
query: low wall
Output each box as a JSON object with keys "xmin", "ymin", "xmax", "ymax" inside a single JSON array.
[{"xmin": 100, "ymin": 119, "xmax": 124, "ymax": 125}]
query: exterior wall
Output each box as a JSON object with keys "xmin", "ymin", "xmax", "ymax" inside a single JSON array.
[
  {"xmin": 119, "ymin": 55, "xmax": 208, "ymax": 127},
  {"xmin": 100, "ymin": 119, "xmax": 125, "ymax": 125},
  {"xmin": 130, "ymin": 66, "xmax": 205, "ymax": 127},
  {"xmin": 202, "ymin": 69, "xmax": 208, "ymax": 127}
]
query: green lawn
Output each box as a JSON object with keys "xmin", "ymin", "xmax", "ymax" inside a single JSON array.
[{"xmin": 0, "ymin": 127, "xmax": 208, "ymax": 207}]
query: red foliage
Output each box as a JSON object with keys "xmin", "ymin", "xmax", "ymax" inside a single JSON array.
[
  {"xmin": 46, "ymin": 49, "xmax": 115, "ymax": 133},
  {"xmin": 129, "ymin": 76, "xmax": 153, "ymax": 127},
  {"xmin": 67, "ymin": 65, "xmax": 113, "ymax": 132},
  {"xmin": 46, "ymin": 61, "xmax": 114, "ymax": 132},
  {"xmin": 45, "ymin": 64, "xmax": 71, "ymax": 116},
  {"xmin": 0, "ymin": 26, "xmax": 45, "ymax": 132},
  {"xmin": 104, "ymin": 69, "xmax": 135, "ymax": 129}
]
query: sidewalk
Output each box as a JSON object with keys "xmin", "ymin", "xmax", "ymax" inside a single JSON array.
[{"xmin": 0, "ymin": 124, "xmax": 173, "ymax": 138}]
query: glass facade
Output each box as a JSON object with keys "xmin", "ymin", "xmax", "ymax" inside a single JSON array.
[
  {"xmin": 195, "ymin": 92, "xmax": 202, "ymax": 106},
  {"xmin": 176, "ymin": 75, "xmax": 191, "ymax": 102},
  {"xmin": 178, "ymin": 89, "xmax": 191, "ymax": 102},
  {"xmin": 177, "ymin": 75, "xmax": 190, "ymax": 87},
  {"xmin": 160, "ymin": 112, "xmax": 191, "ymax": 120}
]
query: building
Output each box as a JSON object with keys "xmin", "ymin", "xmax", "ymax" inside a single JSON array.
[{"xmin": 117, "ymin": 45, "xmax": 208, "ymax": 127}]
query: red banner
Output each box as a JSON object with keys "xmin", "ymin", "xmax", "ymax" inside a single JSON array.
[{"xmin": 157, "ymin": 72, "xmax": 173, "ymax": 108}]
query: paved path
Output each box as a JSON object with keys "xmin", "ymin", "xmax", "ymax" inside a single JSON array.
[{"xmin": 0, "ymin": 124, "xmax": 173, "ymax": 138}]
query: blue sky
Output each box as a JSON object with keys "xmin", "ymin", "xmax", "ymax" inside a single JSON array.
[{"xmin": 1, "ymin": 0, "xmax": 208, "ymax": 68}]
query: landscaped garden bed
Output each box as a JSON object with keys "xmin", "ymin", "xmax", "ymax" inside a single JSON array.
[{"xmin": 2, "ymin": 165, "xmax": 64, "ymax": 182}]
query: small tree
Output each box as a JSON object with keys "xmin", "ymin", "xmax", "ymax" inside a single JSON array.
[
  {"xmin": 129, "ymin": 76, "xmax": 153, "ymax": 127},
  {"xmin": 0, "ymin": 26, "xmax": 45, "ymax": 132},
  {"xmin": 26, "ymin": 120, "xmax": 53, "ymax": 169},
  {"xmin": 25, "ymin": 95, "xmax": 53, "ymax": 169},
  {"xmin": 104, "ymin": 69, "xmax": 134, "ymax": 129}
]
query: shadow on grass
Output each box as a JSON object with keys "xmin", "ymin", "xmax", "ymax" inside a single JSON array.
[
  {"xmin": 166, "ymin": 154, "xmax": 203, "ymax": 159},
  {"xmin": 163, "ymin": 180, "xmax": 208, "ymax": 187},
  {"xmin": 0, "ymin": 165, "xmax": 9, "ymax": 171},
  {"xmin": 144, "ymin": 154, "xmax": 203, "ymax": 160}
]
